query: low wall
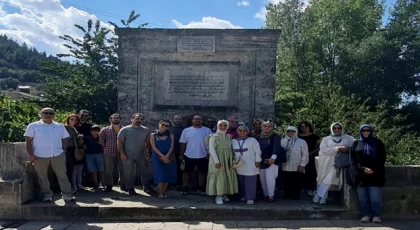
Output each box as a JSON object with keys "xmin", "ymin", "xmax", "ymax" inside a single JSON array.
[{"xmin": 1, "ymin": 142, "xmax": 419, "ymax": 219}]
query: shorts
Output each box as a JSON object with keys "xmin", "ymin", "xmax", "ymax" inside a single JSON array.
[
  {"xmin": 85, "ymin": 154, "xmax": 104, "ymax": 172},
  {"xmin": 183, "ymin": 156, "xmax": 208, "ymax": 173}
]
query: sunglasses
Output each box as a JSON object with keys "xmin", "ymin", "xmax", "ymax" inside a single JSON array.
[
  {"xmin": 333, "ymin": 127, "xmax": 342, "ymax": 130},
  {"xmin": 287, "ymin": 130, "xmax": 296, "ymax": 133},
  {"xmin": 361, "ymin": 129, "xmax": 370, "ymax": 133},
  {"xmin": 42, "ymin": 112, "xmax": 55, "ymax": 115},
  {"xmin": 160, "ymin": 124, "xmax": 169, "ymax": 127}
]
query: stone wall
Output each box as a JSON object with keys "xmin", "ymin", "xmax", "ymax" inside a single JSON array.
[{"xmin": 116, "ymin": 29, "xmax": 280, "ymax": 128}]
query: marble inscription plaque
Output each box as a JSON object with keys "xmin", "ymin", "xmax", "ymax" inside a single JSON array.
[
  {"xmin": 164, "ymin": 71, "xmax": 228, "ymax": 101},
  {"xmin": 177, "ymin": 36, "xmax": 215, "ymax": 53}
]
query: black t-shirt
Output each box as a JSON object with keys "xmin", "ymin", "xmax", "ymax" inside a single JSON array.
[
  {"xmin": 84, "ymin": 135, "xmax": 103, "ymax": 154},
  {"xmin": 77, "ymin": 122, "xmax": 92, "ymax": 137},
  {"xmin": 299, "ymin": 134, "xmax": 321, "ymax": 154}
]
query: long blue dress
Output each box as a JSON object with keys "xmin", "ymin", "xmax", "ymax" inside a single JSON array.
[{"xmin": 152, "ymin": 135, "xmax": 177, "ymax": 183}]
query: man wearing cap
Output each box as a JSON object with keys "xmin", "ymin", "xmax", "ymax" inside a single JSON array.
[{"xmin": 24, "ymin": 107, "xmax": 74, "ymax": 202}]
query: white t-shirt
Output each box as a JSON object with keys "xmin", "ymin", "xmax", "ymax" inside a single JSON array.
[
  {"xmin": 179, "ymin": 126, "xmax": 212, "ymax": 159},
  {"xmin": 24, "ymin": 120, "xmax": 70, "ymax": 158}
]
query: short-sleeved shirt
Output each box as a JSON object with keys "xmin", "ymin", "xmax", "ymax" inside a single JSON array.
[
  {"xmin": 179, "ymin": 126, "xmax": 212, "ymax": 159},
  {"xmin": 24, "ymin": 120, "xmax": 70, "ymax": 158},
  {"xmin": 84, "ymin": 135, "xmax": 103, "ymax": 154},
  {"xmin": 117, "ymin": 125, "xmax": 150, "ymax": 157}
]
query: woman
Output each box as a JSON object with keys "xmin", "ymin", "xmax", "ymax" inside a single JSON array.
[
  {"xmin": 313, "ymin": 122, "xmax": 354, "ymax": 204},
  {"xmin": 64, "ymin": 114, "xmax": 83, "ymax": 192},
  {"xmin": 281, "ymin": 126, "xmax": 309, "ymax": 200},
  {"xmin": 255, "ymin": 121, "xmax": 284, "ymax": 202},
  {"xmin": 232, "ymin": 125, "xmax": 262, "ymax": 205},
  {"xmin": 298, "ymin": 121, "xmax": 321, "ymax": 196},
  {"xmin": 207, "ymin": 120, "xmax": 238, "ymax": 205},
  {"xmin": 351, "ymin": 124, "xmax": 386, "ymax": 223},
  {"xmin": 150, "ymin": 120, "xmax": 177, "ymax": 198},
  {"xmin": 250, "ymin": 118, "xmax": 263, "ymax": 137}
]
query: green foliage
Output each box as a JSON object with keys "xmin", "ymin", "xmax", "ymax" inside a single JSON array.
[
  {"xmin": 41, "ymin": 11, "xmax": 146, "ymax": 123},
  {"xmin": 0, "ymin": 35, "xmax": 62, "ymax": 83},
  {"xmin": 0, "ymin": 94, "xmax": 67, "ymax": 142},
  {"xmin": 267, "ymin": 0, "xmax": 420, "ymax": 165},
  {"xmin": 0, "ymin": 77, "xmax": 20, "ymax": 90}
]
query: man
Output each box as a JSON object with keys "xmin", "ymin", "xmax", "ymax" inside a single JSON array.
[
  {"xmin": 117, "ymin": 113, "xmax": 152, "ymax": 195},
  {"xmin": 76, "ymin": 109, "xmax": 92, "ymax": 137},
  {"xmin": 99, "ymin": 113, "xmax": 126, "ymax": 192},
  {"xmin": 169, "ymin": 114, "xmax": 186, "ymax": 188},
  {"xmin": 226, "ymin": 116, "xmax": 239, "ymax": 139},
  {"xmin": 179, "ymin": 114, "xmax": 212, "ymax": 195},
  {"xmin": 24, "ymin": 107, "xmax": 74, "ymax": 202},
  {"xmin": 204, "ymin": 117, "xmax": 217, "ymax": 133}
]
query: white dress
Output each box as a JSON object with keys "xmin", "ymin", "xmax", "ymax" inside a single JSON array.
[{"xmin": 316, "ymin": 134, "xmax": 355, "ymax": 196}]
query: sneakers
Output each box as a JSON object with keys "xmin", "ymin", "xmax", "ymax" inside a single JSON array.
[
  {"xmin": 63, "ymin": 195, "xmax": 74, "ymax": 202},
  {"xmin": 197, "ymin": 189, "xmax": 206, "ymax": 195},
  {"xmin": 246, "ymin": 200, "xmax": 254, "ymax": 205},
  {"xmin": 128, "ymin": 189, "xmax": 139, "ymax": 196},
  {"xmin": 42, "ymin": 196, "xmax": 53, "ymax": 202},
  {"xmin": 181, "ymin": 187, "xmax": 188, "ymax": 196},
  {"xmin": 77, "ymin": 184, "xmax": 84, "ymax": 190},
  {"xmin": 120, "ymin": 186, "xmax": 128, "ymax": 192},
  {"xmin": 312, "ymin": 193, "xmax": 321, "ymax": 203},
  {"xmin": 360, "ymin": 216, "xmax": 371, "ymax": 223},
  {"xmin": 215, "ymin": 196, "xmax": 224, "ymax": 205},
  {"xmin": 71, "ymin": 186, "xmax": 78, "ymax": 194},
  {"xmin": 222, "ymin": 195, "xmax": 230, "ymax": 202},
  {"xmin": 372, "ymin": 216, "xmax": 382, "ymax": 223},
  {"xmin": 105, "ymin": 186, "xmax": 113, "ymax": 192},
  {"xmin": 319, "ymin": 197, "xmax": 327, "ymax": 205}
]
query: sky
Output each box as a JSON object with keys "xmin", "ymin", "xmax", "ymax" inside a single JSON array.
[{"xmin": 0, "ymin": 0, "xmax": 396, "ymax": 57}]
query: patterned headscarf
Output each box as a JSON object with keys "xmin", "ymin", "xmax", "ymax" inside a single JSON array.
[{"xmin": 260, "ymin": 120, "xmax": 274, "ymax": 138}]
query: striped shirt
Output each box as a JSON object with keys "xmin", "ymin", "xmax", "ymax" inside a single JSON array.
[{"xmin": 99, "ymin": 125, "xmax": 122, "ymax": 157}]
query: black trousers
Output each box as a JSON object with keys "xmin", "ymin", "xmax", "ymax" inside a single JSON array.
[
  {"xmin": 65, "ymin": 147, "xmax": 75, "ymax": 185},
  {"xmin": 303, "ymin": 155, "xmax": 317, "ymax": 191},
  {"xmin": 283, "ymin": 171, "xmax": 303, "ymax": 200}
]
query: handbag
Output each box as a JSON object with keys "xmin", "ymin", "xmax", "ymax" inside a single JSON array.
[{"xmin": 73, "ymin": 132, "xmax": 85, "ymax": 161}]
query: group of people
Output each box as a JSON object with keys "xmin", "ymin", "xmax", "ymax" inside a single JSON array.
[{"xmin": 24, "ymin": 108, "xmax": 386, "ymax": 224}]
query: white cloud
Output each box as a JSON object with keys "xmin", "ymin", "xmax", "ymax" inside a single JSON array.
[
  {"xmin": 172, "ymin": 17, "xmax": 242, "ymax": 29},
  {"xmin": 0, "ymin": 0, "xmax": 111, "ymax": 57},
  {"xmin": 237, "ymin": 1, "xmax": 250, "ymax": 7},
  {"xmin": 254, "ymin": 0, "xmax": 309, "ymax": 22}
]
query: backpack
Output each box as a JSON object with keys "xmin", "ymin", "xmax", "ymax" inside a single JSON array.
[{"xmin": 334, "ymin": 152, "xmax": 351, "ymax": 169}]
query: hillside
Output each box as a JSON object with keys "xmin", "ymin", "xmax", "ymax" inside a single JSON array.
[{"xmin": 0, "ymin": 35, "xmax": 62, "ymax": 90}]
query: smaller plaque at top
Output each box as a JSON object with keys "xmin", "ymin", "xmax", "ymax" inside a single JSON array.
[{"xmin": 177, "ymin": 36, "xmax": 215, "ymax": 53}]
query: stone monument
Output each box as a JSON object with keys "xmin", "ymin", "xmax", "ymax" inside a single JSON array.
[{"xmin": 116, "ymin": 29, "xmax": 280, "ymax": 127}]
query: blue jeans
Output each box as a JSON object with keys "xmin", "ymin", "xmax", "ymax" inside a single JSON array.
[{"xmin": 357, "ymin": 186, "xmax": 383, "ymax": 217}]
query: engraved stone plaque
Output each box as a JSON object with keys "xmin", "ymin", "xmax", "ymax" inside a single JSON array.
[
  {"xmin": 177, "ymin": 36, "xmax": 215, "ymax": 53},
  {"xmin": 164, "ymin": 71, "xmax": 228, "ymax": 101}
]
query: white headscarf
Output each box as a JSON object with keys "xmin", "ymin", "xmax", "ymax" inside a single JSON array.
[
  {"xmin": 217, "ymin": 120, "xmax": 229, "ymax": 135},
  {"xmin": 285, "ymin": 126, "xmax": 298, "ymax": 152}
]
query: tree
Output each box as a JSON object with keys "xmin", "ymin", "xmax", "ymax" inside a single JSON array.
[
  {"xmin": 0, "ymin": 77, "xmax": 20, "ymax": 90},
  {"xmin": 41, "ymin": 11, "xmax": 146, "ymax": 123},
  {"xmin": 266, "ymin": 0, "xmax": 420, "ymax": 164}
]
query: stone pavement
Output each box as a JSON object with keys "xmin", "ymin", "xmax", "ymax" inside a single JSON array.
[
  {"xmin": 22, "ymin": 187, "xmax": 352, "ymax": 221},
  {"xmin": 1, "ymin": 220, "xmax": 419, "ymax": 230}
]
